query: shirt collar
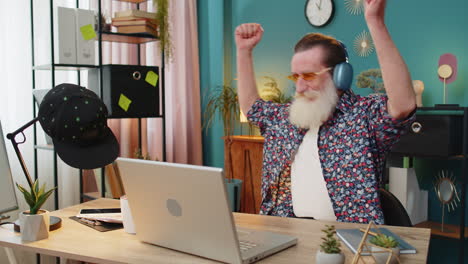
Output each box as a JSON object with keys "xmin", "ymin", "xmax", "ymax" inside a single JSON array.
[{"xmin": 335, "ymin": 89, "xmax": 356, "ymax": 113}]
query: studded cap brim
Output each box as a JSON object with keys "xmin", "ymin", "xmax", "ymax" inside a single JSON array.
[{"xmin": 53, "ymin": 126, "xmax": 119, "ymax": 169}]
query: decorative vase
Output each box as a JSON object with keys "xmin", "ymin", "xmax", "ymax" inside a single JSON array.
[
  {"xmin": 19, "ymin": 210, "xmax": 50, "ymax": 241},
  {"xmin": 315, "ymin": 251, "xmax": 345, "ymax": 264},
  {"xmin": 371, "ymin": 246, "xmax": 400, "ymax": 264}
]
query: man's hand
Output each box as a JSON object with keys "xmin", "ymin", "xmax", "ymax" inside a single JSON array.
[
  {"xmin": 235, "ymin": 23, "xmax": 264, "ymax": 52},
  {"xmin": 364, "ymin": 0, "xmax": 386, "ymax": 25}
]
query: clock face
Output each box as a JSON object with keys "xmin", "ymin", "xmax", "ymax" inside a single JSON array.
[{"xmin": 305, "ymin": 0, "xmax": 335, "ymax": 27}]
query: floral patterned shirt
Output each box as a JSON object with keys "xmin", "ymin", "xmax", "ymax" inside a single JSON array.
[{"xmin": 246, "ymin": 90, "xmax": 415, "ymax": 224}]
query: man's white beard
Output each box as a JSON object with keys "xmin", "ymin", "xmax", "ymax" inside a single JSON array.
[{"xmin": 289, "ymin": 79, "xmax": 339, "ymax": 129}]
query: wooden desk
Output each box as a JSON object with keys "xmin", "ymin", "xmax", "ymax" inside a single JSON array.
[{"xmin": 0, "ymin": 199, "xmax": 430, "ymax": 264}]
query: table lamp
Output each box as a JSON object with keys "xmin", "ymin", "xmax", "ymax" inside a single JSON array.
[{"xmin": 6, "ymin": 83, "xmax": 120, "ymax": 231}]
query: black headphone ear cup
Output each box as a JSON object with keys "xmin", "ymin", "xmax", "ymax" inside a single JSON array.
[{"xmin": 333, "ymin": 62, "xmax": 354, "ymax": 91}]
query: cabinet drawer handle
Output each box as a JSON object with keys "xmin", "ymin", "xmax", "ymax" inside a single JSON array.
[
  {"xmin": 132, "ymin": 71, "xmax": 141, "ymax": 80},
  {"xmin": 411, "ymin": 122, "xmax": 422, "ymax": 133}
]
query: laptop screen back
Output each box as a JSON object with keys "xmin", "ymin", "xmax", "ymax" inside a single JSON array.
[
  {"xmin": 117, "ymin": 158, "xmax": 243, "ymax": 264},
  {"xmin": 0, "ymin": 121, "xmax": 19, "ymax": 215}
]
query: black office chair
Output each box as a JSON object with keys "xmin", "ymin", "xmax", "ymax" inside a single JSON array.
[{"xmin": 379, "ymin": 188, "xmax": 413, "ymax": 227}]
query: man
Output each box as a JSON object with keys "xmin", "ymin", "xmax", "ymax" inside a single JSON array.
[{"xmin": 235, "ymin": 0, "xmax": 416, "ymax": 224}]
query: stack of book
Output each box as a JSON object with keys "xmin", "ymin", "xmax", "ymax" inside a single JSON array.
[{"xmin": 112, "ymin": 9, "xmax": 158, "ymax": 37}]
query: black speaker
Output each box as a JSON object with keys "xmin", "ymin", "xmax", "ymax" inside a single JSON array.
[
  {"xmin": 89, "ymin": 65, "xmax": 160, "ymax": 118},
  {"xmin": 391, "ymin": 114, "xmax": 465, "ymax": 156}
]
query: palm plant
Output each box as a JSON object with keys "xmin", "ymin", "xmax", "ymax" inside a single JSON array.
[
  {"xmin": 203, "ymin": 85, "xmax": 240, "ymax": 137},
  {"xmin": 16, "ymin": 179, "xmax": 56, "ymax": 215}
]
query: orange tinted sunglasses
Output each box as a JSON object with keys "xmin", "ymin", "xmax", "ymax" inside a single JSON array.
[{"xmin": 287, "ymin": 67, "xmax": 332, "ymax": 82}]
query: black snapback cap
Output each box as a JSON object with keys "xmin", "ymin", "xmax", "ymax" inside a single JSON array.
[{"xmin": 38, "ymin": 83, "xmax": 119, "ymax": 169}]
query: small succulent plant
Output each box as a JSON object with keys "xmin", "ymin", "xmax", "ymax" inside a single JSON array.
[
  {"xmin": 370, "ymin": 233, "xmax": 399, "ymax": 248},
  {"xmin": 134, "ymin": 148, "xmax": 156, "ymax": 161},
  {"xmin": 320, "ymin": 225, "xmax": 342, "ymax": 254},
  {"xmin": 16, "ymin": 179, "xmax": 56, "ymax": 215}
]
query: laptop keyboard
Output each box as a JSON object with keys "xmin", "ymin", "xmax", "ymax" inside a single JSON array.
[{"xmin": 239, "ymin": 240, "xmax": 258, "ymax": 252}]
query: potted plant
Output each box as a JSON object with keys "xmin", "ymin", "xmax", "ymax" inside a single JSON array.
[
  {"xmin": 259, "ymin": 76, "xmax": 293, "ymax": 104},
  {"xmin": 369, "ymin": 233, "xmax": 400, "ymax": 264},
  {"xmin": 134, "ymin": 148, "xmax": 157, "ymax": 161},
  {"xmin": 316, "ymin": 225, "xmax": 345, "ymax": 264},
  {"xmin": 16, "ymin": 179, "xmax": 56, "ymax": 241},
  {"xmin": 203, "ymin": 85, "xmax": 243, "ymax": 211},
  {"xmin": 154, "ymin": 0, "xmax": 172, "ymax": 63},
  {"xmin": 356, "ymin": 68, "xmax": 385, "ymax": 94}
]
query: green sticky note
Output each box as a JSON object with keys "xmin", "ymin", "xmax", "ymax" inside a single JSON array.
[
  {"xmin": 80, "ymin": 24, "xmax": 96, "ymax": 40},
  {"xmin": 145, "ymin": 71, "xmax": 159, "ymax": 87},
  {"xmin": 118, "ymin": 94, "xmax": 132, "ymax": 112}
]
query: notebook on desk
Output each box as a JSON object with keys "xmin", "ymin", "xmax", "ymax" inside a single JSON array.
[
  {"xmin": 336, "ymin": 228, "xmax": 416, "ymax": 255},
  {"xmin": 116, "ymin": 158, "xmax": 297, "ymax": 264}
]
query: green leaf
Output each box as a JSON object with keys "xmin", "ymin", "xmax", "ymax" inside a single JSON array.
[
  {"xmin": 37, "ymin": 183, "xmax": 46, "ymax": 198},
  {"xmin": 16, "ymin": 183, "xmax": 35, "ymax": 207},
  {"xmin": 32, "ymin": 188, "xmax": 56, "ymax": 214}
]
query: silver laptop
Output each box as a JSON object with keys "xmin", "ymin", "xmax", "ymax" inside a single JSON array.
[{"xmin": 117, "ymin": 157, "xmax": 297, "ymax": 264}]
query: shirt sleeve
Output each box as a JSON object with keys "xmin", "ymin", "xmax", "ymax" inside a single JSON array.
[
  {"xmin": 246, "ymin": 99, "xmax": 285, "ymax": 134},
  {"xmin": 367, "ymin": 94, "xmax": 416, "ymax": 153}
]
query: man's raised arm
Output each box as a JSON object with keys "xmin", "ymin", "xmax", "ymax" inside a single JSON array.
[
  {"xmin": 235, "ymin": 23, "xmax": 263, "ymax": 115},
  {"xmin": 365, "ymin": 0, "xmax": 416, "ymax": 119}
]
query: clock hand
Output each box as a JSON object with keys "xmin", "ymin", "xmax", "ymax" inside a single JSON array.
[
  {"xmin": 319, "ymin": 0, "xmax": 323, "ymax": 7},
  {"xmin": 315, "ymin": 2, "xmax": 321, "ymax": 10}
]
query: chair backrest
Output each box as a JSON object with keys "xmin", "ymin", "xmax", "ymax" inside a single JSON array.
[{"xmin": 379, "ymin": 188, "xmax": 412, "ymax": 227}]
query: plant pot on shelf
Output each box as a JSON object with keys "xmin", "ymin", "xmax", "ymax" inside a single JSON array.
[
  {"xmin": 19, "ymin": 210, "xmax": 50, "ymax": 241},
  {"xmin": 371, "ymin": 246, "xmax": 400, "ymax": 264},
  {"xmin": 225, "ymin": 178, "xmax": 243, "ymax": 212},
  {"xmin": 315, "ymin": 251, "xmax": 345, "ymax": 264}
]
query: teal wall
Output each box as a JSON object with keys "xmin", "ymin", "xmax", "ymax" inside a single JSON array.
[
  {"xmin": 199, "ymin": 1, "xmax": 468, "ymax": 262},
  {"xmin": 200, "ymin": 0, "xmax": 468, "ymax": 167},
  {"xmin": 198, "ymin": 0, "xmax": 225, "ymax": 167}
]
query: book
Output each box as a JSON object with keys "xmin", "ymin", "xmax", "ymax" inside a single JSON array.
[
  {"xmin": 117, "ymin": 25, "xmax": 158, "ymax": 37},
  {"xmin": 112, "ymin": 18, "xmax": 157, "ymax": 27},
  {"xmin": 336, "ymin": 228, "xmax": 417, "ymax": 255},
  {"xmin": 114, "ymin": 9, "xmax": 156, "ymax": 19}
]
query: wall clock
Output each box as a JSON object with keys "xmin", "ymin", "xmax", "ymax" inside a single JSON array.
[{"xmin": 305, "ymin": 0, "xmax": 335, "ymax": 27}]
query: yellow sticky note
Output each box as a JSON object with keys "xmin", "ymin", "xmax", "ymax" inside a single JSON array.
[
  {"xmin": 118, "ymin": 94, "xmax": 132, "ymax": 112},
  {"xmin": 80, "ymin": 24, "xmax": 96, "ymax": 40},
  {"xmin": 145, "ymin": 71, "xmax": 159, "ymax": 87}
]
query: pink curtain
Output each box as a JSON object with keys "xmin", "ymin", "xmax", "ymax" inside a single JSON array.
[{"xmin": 96, "ymin": 0, "xmax": 202, "ymax": 165}]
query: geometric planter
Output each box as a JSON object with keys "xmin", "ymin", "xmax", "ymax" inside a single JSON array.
[
  {"xmin": 315, "ymin": 251, "xmax": 345, "ymax": 264},
  {"xmin": 19, "ymin": 210, "xmax": 50, "ymax": 241},
  {"xmin": 371, "ymin": 246, "xmax": 400, "ymax": 264}
]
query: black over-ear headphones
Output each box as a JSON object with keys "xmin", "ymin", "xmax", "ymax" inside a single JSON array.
[{"xmin": 333, "ymin": 41, "xmax": 353, "ymax": 91}]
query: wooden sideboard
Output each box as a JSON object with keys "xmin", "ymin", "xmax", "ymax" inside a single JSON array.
[{"xmin": 224, "ymin": 136, "xmax": 264, "ymax": 214}]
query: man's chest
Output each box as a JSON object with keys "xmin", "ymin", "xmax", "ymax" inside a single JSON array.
[{"xmin": 265, "ymin": 112, "xmax": 376, "ymax": 161}]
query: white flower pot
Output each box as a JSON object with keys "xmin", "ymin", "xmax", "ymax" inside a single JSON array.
[
  {"xmin": 19, "ymin": 210, "xmax": 50, "ymax": 241},
  {"xmin": 315, "ymin": 250, "xmax": 345, "ymax": 264},
  {"xmin": 371, "ymin": 246, "xmax": 400, "ymax": 264}
]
